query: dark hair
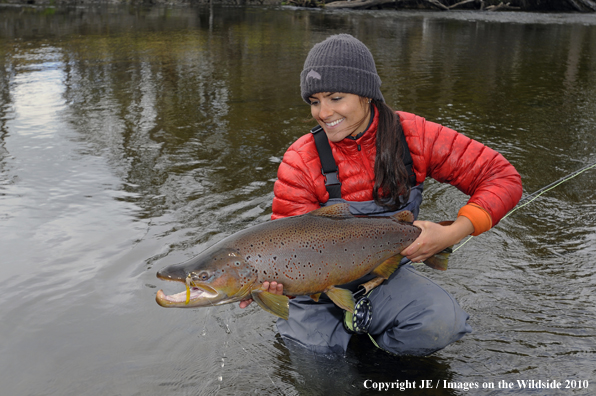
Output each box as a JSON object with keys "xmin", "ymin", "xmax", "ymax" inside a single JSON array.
[{"xmin": 372, "ymin": 99, "xmax": 412, "ymax": 210}]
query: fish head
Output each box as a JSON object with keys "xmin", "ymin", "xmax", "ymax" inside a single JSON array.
[{"xmin": 155, "ymin": 247, "xmax": 257, "ymax": 308}]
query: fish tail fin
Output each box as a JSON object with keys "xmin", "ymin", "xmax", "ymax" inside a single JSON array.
[
  {"xmin": 251, "ymin": 290, "xmax": 290, "ymax": 320},
  {"xmin": 325, "ymin": 286, "xmax": 355, "ymax": 313},
  {"xmin": 423, "ymin": 247, "xmax": 452, "ymax": 271}
]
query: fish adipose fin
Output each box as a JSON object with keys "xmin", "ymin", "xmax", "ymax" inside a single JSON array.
[
  {"xmin": 372, "ymin": 255, "xmax": 403, "ymax": 279},
  {"xmin": 310, "ymin": 293, "xmax": 322, "ymax": 302},
  {"xmin": 325, "ymin": 286, "xmax": 355, "ymax": 313},
  {"xmin": 251, "ymin": 289, "xmax": 290, "ymax": 320}
]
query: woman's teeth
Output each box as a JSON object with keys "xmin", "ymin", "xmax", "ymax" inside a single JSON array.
[{"xmin": 326, "ymin": 118, "xmax": 344, "ymax": 127}]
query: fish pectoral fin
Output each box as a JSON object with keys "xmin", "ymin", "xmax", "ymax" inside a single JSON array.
[
  {"xmin": 372, "ymin": 255, "xmax": 403, "ymax": 279},
  {"xmin": 310, "ymin": 293, "xmax": 322, "ymax": 302},
  {"xmin": 325, "ymin": 286, "xmax": 355, "ymax": 313},
  {"xmin": 423, "ymin": 246, "xmax": 452, "ymax": 271},
  {"xmin": 251, "ymin": 289, "xmax": 290, "ymax": 320}
]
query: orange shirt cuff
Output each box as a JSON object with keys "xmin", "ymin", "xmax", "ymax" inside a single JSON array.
[{"xmin": 458, "ymin": 203, "xmax": 493, "ymax": 236}]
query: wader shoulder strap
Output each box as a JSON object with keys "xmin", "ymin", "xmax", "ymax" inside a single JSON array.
[
  {"xmin": 311, "ymin": 125, "xmax": 342, "ymax": 199},
  {"xmin": 310, "ymin": 125, "xmax": 416, "ymax": 199}
]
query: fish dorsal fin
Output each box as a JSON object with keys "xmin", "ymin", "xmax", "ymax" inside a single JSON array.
[
  {"xmin": 309, "ymin": 203, "xmax": 353, "ymax": 219},
  {"xmin": 391, "ymin": 210, "xmax": 414, "ymax": 223},
  {"xmin": 251, "ymin": 289, "xmax": 290, "ymax": 320},
  {"xmin": 372, "ymin": 255, "xmax": 403, "ymax": 279},
  {"xmin": 325, "ymin": 286, "xmax": 355, "ymax": 313}
]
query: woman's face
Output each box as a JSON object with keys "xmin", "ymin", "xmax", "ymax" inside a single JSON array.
[{"xmin": 309, "ymin": 92, "xmax": 371, "ymax": 143}]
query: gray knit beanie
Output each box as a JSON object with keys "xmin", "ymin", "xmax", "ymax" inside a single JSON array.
[{"xmin": 300, "ymin": 34, "xmax": 384, "ymax": 104}]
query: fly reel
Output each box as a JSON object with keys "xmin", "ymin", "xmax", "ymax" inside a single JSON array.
[{"xmin": 343, "ymin": 296, "xmax": 373, "ymax": 334}]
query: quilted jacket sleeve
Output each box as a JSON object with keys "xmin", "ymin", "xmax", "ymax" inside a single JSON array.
[
  {"xmin": 400, "ymin": 111, "xmax": 522, "ymax": 229},
  {"xmin": 272, "ymin": 135, "xmax": 326, "ymax": 219}
]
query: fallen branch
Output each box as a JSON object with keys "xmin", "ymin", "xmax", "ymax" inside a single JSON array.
[
  {"xmin": 567, "ymin": 0, "xmax": 596, "ymax": 11},
  {"xmin": 485, "ymin": 1, "xmax": 520, "ymax": 10},
  {"xmin": 448, "ymin": 0, "xmax": 476, "ymax": 9},
  {"xmin": 425, "ymin": 0, "xmax": 450, "ymax": 10},
  {"xmin": 325, "ymin": 0, "xmax": 395, "ymax": 9}
]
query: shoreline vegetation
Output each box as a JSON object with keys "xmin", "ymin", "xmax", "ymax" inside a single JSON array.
[
  {"xmin": 1, "ymin": 0, "xmax": 594, "ymax": 13},
  {"xmin": 303, "ymin": 0, "xmax": 596, "ymax": 12}
]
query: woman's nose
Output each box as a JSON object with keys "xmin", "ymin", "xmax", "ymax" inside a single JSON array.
[{"xmin": 318, "ymin": 101, "xmax": 333, "ymax": 120}]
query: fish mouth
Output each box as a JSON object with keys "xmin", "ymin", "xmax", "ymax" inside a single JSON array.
[{"xmin": 156, "ymin": 284, "xmax": 220, "ymax": 307}]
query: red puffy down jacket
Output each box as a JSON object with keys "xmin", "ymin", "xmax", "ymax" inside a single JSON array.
[{"xmin": 272, "ymin": 110, "xmax": 522, "ymax": 235}]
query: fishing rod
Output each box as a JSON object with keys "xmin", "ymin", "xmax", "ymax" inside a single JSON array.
[{"xmin": 346, "ymin": 160, "xmax": 596, "ymax": 335}]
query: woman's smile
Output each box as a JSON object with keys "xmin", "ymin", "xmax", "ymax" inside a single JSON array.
[{"xmin": 325, "ymin": 118, "xmax": 345, "ymax": 128}]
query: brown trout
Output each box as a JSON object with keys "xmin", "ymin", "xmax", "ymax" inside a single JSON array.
[{"xmin": 155, "ymin": 203, "xmax": 451, "ymax": 320}]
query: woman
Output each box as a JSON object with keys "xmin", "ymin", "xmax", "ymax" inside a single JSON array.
[{"xmin": 241, "ymin": 34, "xmax": 522, "ymax": 356}]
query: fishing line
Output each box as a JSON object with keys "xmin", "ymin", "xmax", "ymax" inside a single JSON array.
[{"xmin": 453, "ymin": 160, "xmax": 596, "ymax": 253}]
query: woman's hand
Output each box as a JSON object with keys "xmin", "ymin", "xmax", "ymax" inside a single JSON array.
[
  {"xmin": 239, "ymin": 281, "xmax": 284, "ymax": 309},
  {"xmin": 400, "ymin": 216, "xmax": 474, "ymax": 263}
]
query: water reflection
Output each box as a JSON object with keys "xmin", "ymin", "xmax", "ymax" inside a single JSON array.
[{"xmin": 0, "ymin": 4, "xmax": 595, "ymax": 396}]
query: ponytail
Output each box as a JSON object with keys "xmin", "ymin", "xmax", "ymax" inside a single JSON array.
[{"xmin": 372, "ymin": 100, "xmax": 411, "ymax": 210}]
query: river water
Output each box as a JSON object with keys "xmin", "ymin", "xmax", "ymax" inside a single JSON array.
[{"xmin": 1, "ymin": 4, "xmax": 595, "ymax": 395}]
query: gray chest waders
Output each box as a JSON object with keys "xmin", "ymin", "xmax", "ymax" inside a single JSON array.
[{"xmin": 310, "ymin": 124, "xmax": 419, "ymax": 335}]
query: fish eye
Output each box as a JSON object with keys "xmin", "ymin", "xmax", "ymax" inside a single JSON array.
[{"xmin": 192, "ymin": 271, "xmax": 210, "ymax": 282}]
